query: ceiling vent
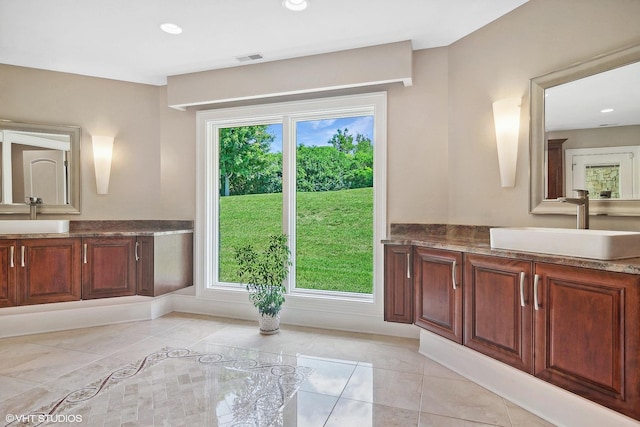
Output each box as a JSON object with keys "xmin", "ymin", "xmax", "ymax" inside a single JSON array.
[{"xmin": 236, "ymin": 53, "xmax": 264, "ymax": 62}]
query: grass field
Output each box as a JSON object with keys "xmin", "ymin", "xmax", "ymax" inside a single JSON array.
[{"xmin": 218, "ymin": 187, "xmax": 373, "ymax": 293}]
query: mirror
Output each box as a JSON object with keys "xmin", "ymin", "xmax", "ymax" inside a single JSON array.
[
  {"xmin": 0, "ymin": 120, "xmax": 80, "ymax": 215},
  {"xmin": 530, "ymin": 43, "xmax": 640, "ymax": 216}
]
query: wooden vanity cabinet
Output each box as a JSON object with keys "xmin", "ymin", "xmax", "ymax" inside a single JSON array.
[
  {"xmin": 534, "ymin": 262, "xmax": 640, "ymax": 420},
  {"xmin": 463, "ymin": 254, "xmax": 534, "ymax": 373},
  {"xmin": 81, "ymin": 237, "xmax": 137, "ymax": 299},
  {"xmin": 383, "ymin": 245, "xmax": 413, "ymax": 323},
  {"xmin": 0, "ymin": 230, "xmax": 192, "ymax": 306},
  {"xmin": 136, "ymin": 233, "xmax": 193, "ymax": 297},
  {"xmin": 19, "ymin": 238, "xmax": 82, "ymax": 305},
  {"xmin": 0, "ymin": 240, "xmax": 17, "ymax": 307},
  {"xmin": 82, "ymin": 233, "xmax": 192, "ymax": 299},
  {"xmin": 384, "ymin": 243, "xmax": 640, "ymax": 420},
  {"xmin": 136, "ymin": 236, "xmax": 154, "ymax": 297},
  {"xmin": 413, "ymin": 247, "xmax": 463, "ymax": 343}
]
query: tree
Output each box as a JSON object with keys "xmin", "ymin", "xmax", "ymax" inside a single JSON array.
[
  {"xmin": 325, "ymin": 128, "xmax": 373, "ymax": 189},
  {"xmin": 297, "ymin": 145, "xmax": 350, "ymax": 192},
  {"xmin": 328, "ymin": 128, "xmax": 355, "ymax": 154},
  {"xmin": 219, "ymin": 126, "xmax": 275, "ymax": 196},
  {"xmin": 347, "ymin": 133, "xmax": 374, "ymax": 188}
]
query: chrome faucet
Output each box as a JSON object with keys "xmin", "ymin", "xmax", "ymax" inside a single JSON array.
[
  {"xmin": 558, "ymin": 189, "xmax": 589, "ymax": 229},
  {"xmin": 26, "ymin": 197, "xmax": 43, "ymax": 220}
]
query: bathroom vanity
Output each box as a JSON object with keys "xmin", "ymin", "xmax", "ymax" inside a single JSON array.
[
  {"xmin": 0, "ymin": 220, "xmax": 193, "ymax": 307},
  {"xmin": 384, "ymin": 224, "xmax": 640, "ymax": 422}
]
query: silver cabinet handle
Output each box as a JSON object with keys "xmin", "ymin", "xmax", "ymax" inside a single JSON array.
[
  {"xmin": 10, "ymin": 246, "xmax": 14, "ymax": 268},
  {"xmin": 135, "ymin": 241, "xmax": 140, "ymax": 261},
  {"xmin": 519, "ymin": 272, "xmax": 526, "ymax": 307},
  {"xmin": 20, "ymin": 246, "xmax": 25, "ymax": 267},
  {"xmin": 83, "ymin": 243, "xmax": 87, "ymax": 264},
  {"xmin": 406, "ymin": 252, "xmax": 410, "ymax": 279},
  {"xmin": 534, "ymin": 274, "xmax": 540, "ymax": 311},
  {"xmin": 452, "ymin": 260, "xmax": 458, "ymax": 290}
]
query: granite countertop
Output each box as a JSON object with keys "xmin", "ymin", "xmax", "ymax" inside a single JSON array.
[
  {"xmin": 384, "ymin": 224, "xmax": 640, "ymax": 275},
  {"xmin": 0, "ymin": 220, "xmax": 193, "ymax": 239}
]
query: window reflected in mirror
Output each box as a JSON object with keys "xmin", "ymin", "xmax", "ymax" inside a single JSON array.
[
  {"xmin": 530, "ymin": 43, "xmax": 640, "ymax": 216},
  {"xmin": 543, "ymin": 61, "xmax": 640, "ymax": 201}
]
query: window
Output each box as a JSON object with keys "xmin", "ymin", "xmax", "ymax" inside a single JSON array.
[
  {"xmin": 565, "ymin": 146, "xmax": 640, "ymax": 199},
  {"xmin": 217, "ymin": 123, "xmax": 283, "ymax": 284},
  {"xmin": 293, "ymin": 117, "xmax": 374, "ymax": 296},
  {"xmin": 196, "ymin": 93, "xmax": 386, "ymax": 307}
]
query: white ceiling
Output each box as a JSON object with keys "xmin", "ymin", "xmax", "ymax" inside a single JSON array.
[
  {"xmin": 545, "ymin": 61, "xmax": 640, "ymax": 132},
  {"xmin": 0, "ymin": 0, "xmax": 528, "ymax": 86}
]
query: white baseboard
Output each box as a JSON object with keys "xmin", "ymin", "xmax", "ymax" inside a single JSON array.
[
  {"xmin": 0, "ymin": 295, "xmax": 174, "ymax": 338},
  {"xmin": 0, "ymin": 292, "xmax": 418, "ymax": 339},
  {"xmin": 173, "ymin": 291, "xmax": 419, "ymax": 337},
  {"xmin": 419, "ymin": 330, "xmax": 640, "ymax": 427}
]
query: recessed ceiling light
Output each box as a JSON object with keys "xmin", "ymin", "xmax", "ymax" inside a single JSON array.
[
  {"xmin": 160, "ymin": 23, "xmax": 183, "ymax": 35},
  {"xmin": 601, "ymin": 108, "xmax": 614, "ymax": 113},
  {"xmin": 283, "ymin": 0, "xmax": 309, "ymax": 11}
]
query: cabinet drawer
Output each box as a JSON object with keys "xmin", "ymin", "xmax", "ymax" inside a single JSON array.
[
  {"xmin": 19, "ymin": 238, "xmax": 82, "ymax": 305},
  {"xmin": 534, "ymin": 263, "xmax": 640, "ymax": 420},
  {"xmin": 82, "ymin": 237, "xmax": 136, "ymax": 299},
  {"xmin": 464, "ymin": 254, "xmax": 533, "ymax": 373},
  {"xmin": 413, "ymin": 247, "xmax": 462, "ymax": 343}
]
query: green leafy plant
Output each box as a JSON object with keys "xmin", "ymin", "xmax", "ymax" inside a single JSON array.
[{"xmin": 234, "ymin": 234, "xmax": 291, "ymax": 317}]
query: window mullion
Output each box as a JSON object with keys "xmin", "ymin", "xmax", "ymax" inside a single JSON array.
[{"xmin": 281, "ymin": 116, "xmax": 297, "ymax": 292}]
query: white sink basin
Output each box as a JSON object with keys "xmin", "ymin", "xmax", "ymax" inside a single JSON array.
[
  {"xmin": 0, "ymin": 220, "xmax": 69, "ymax": 234},
  {"xmin": 490, "ymin": 227, "xmax": 640, "ymax": 260}
]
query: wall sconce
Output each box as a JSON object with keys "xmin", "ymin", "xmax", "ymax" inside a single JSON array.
[
  {"xmin": 92, "ymin": 135, "xmax": 114, "ymax": 194},
  {"xmin": 492, "ymin": 98, "xmax": 521, "ymax": 187}
]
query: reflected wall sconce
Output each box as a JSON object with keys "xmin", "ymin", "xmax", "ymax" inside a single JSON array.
[
  {"xmin": 492, "ymin": 98, "xmax": 521, "ymax": 187},
  {"xmin": 92, "ymin": 135, "xmax": 114, "ymax": 194}
]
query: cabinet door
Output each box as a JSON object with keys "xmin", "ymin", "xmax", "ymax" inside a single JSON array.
[
  {"xmin": 136, "ymin": 236, "xmax": 154, "ymax": 296},
  {"xmin": 414, "ymin": 247, "xmax": 462, "ymax": 343},
  {"xmin": 0, "ymin": 240, "xmax": 17, "ymax": 307},
  {"xmin": 534, "ymin": 263, "xmax": 640, "ymax": 420},
  {"xmin": 464, "ymin": 254, "xmax": 533, "ymax": 373},
  {"xmin": 19, "ymin": 238, "xmax": 81, "ymax": 305},
  {"xmin": 82, "ymin": 237, "xmax": 136, "ymax": 299},
  {"xmin": 383, "ymin": 245, "xmax": 413, "ymax": 323}
]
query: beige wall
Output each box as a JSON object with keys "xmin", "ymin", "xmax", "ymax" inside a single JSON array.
[
  {"xmin": 548, "ymin": 125, "xmax": 640, "ymax": 151},
  {"xmin": 445, "ymin": 0, "xmax": 640, "ymax": 229},
  {"xmin": 1, "ymin": 0, "xmax": 640, "ymax": 228},
  {"xmin": 387, "ymin": 48, "xmax": 450, "ymax": 224},
  {"xmin": 167, "ymin": 41, "xmax": 413, "ymax": 108},
  {"xmin": 0, "ymin": 64, "xmax": 194, "ymax": 219}
]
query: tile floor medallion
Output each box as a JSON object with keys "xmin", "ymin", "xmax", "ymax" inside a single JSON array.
[{"xmin": 6, "ymin": 347, "xmax": 313, "ymax": 427}]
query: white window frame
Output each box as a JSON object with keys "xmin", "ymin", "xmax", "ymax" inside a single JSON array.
[
  {"xmin": 565, "ymin": 145, "xmax": 640, "ymax": 199},
  {"xmin": 195, "ymin": 93, "xmax": 387, "ymax": 324}
]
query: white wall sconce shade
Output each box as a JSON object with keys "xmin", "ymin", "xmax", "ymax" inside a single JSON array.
[
  {"xmin": 92, "ymin": 135, "xmax": 114, "ymax": 194},
  {"xmin": 493, "ymin": 98, "xmax": 521, "ymax": 187}
]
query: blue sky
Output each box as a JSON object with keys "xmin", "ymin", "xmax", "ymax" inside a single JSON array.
[{"xmin": 267, "ymin": 115, "xmax": 373, "ymax": 153}]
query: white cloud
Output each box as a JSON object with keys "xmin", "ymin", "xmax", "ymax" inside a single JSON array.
[{"xmin": 310, "ymin": 119, "xmax": 337, "ymax": 130}]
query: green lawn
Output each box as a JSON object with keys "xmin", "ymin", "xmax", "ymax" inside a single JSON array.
[{"xmin": 219, "ymin": 187, "xmax": 373, "ymax": 293}]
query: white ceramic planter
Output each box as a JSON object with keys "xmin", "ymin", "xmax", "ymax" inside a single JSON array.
[{"xmin": 258, "ymin": 312, "xmax": 281, "ymax": 335}]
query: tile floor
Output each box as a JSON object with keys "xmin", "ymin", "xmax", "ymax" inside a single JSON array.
[{"xmin": 0, "ymin": 312, "xmax": 555, "ymax": 426}]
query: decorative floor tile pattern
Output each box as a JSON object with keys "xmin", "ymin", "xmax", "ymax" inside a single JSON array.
[
  {"xmin": 7, "ymin": 348, "xmax": 312, "ymax": 427},
  {"xmin": 0, "ymin": 313, "xmax": 556, "ymax": 427}
]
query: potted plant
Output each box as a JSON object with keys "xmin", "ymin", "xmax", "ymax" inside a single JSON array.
[{"xmin": 234, "ymin": 233, "xmax": 291, "ymax": 334}]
